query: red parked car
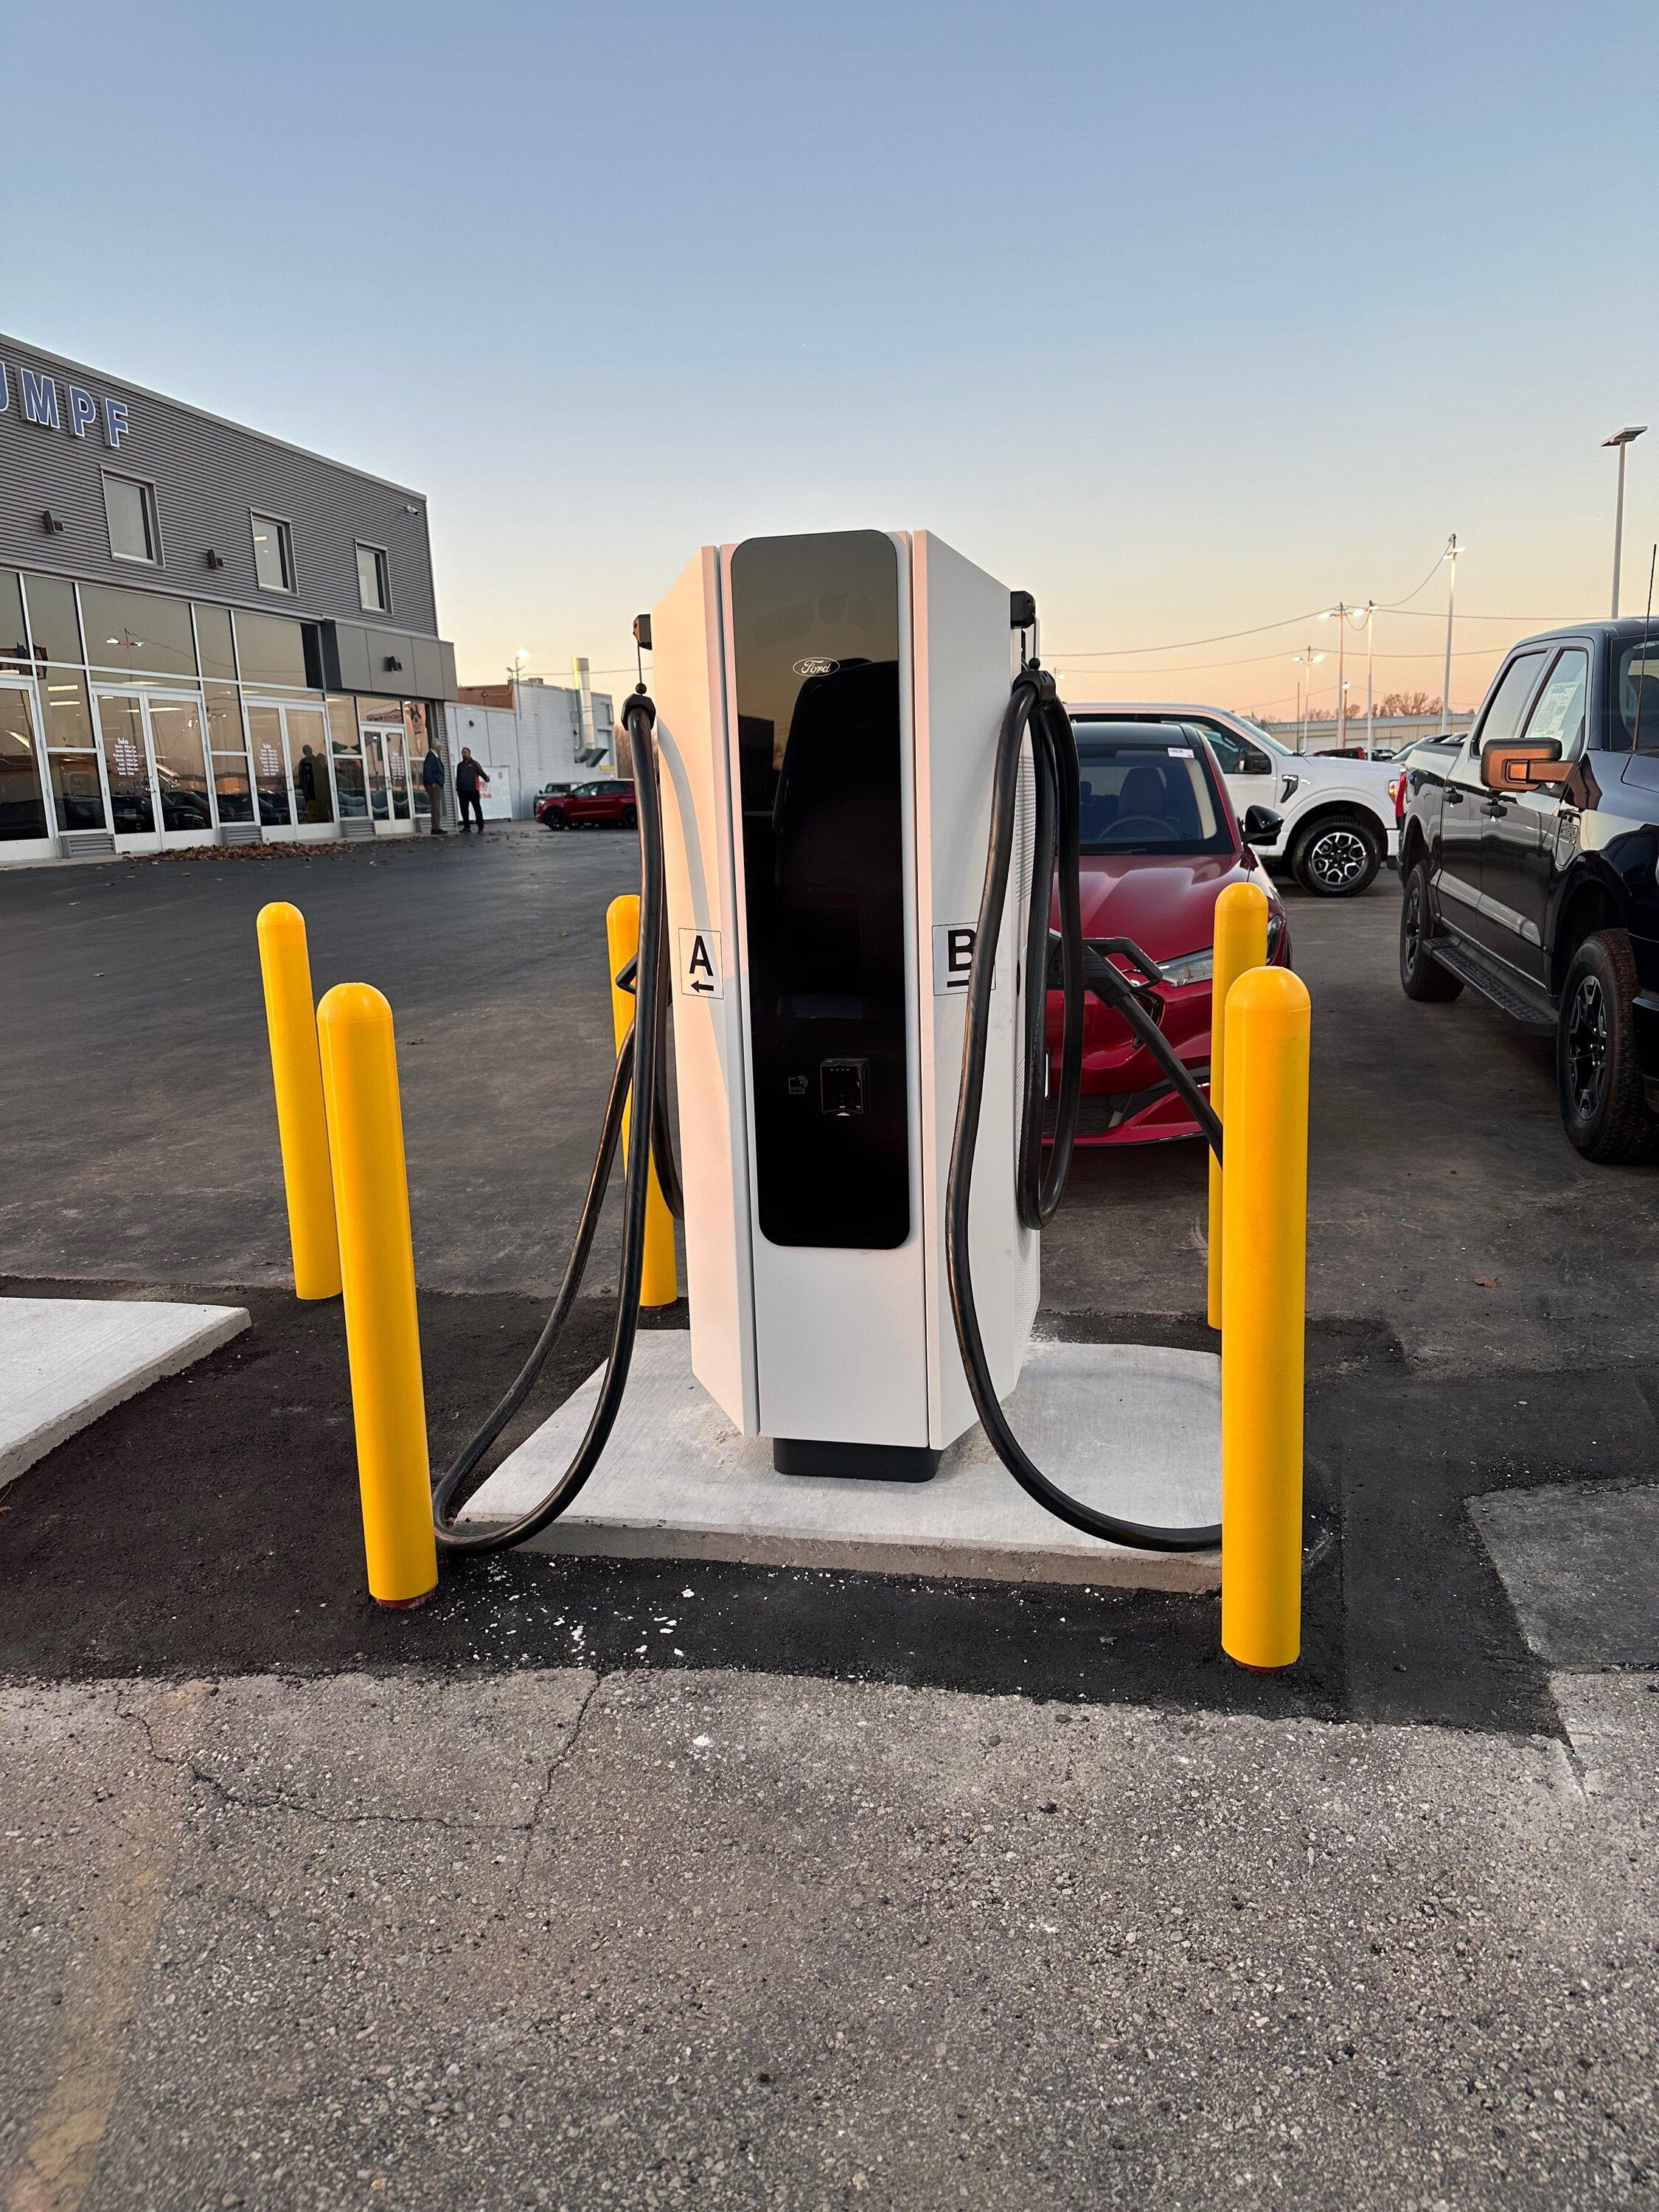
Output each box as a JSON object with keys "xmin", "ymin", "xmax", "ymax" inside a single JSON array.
[
  {"xmin": 1048, "ymin": 719, "xmax": 1292, "ymax": 1144},
  {"xmin": 536, "ymin": 779, "xmax": 637, "ymax": 830}
]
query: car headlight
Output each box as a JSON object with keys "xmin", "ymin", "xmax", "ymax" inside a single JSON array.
[
  {"xmin": 1159, "ymin": 946, "xmax": 1214, "ymax": 987},
  {"xmin": 1267, "ymin": 909, "xmax": 1285, "ymax": 958}
]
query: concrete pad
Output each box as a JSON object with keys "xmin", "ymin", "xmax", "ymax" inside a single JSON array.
[
  {"xmin": 1470, "ymin": 1479, "xmax": 1659, "ymax": 1669},
  {"xmin": 460, "ymin": 1330, "xmax": 1222, "ymax": 1590},
  {"xmin": 0, "ymin": 1295, "xmax": 249, "ymax": 1490}
]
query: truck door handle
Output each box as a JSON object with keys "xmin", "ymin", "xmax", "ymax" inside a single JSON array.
[{"xmin": 1445, "ymin": 788, "xmax": 1465, "ymax": 804}]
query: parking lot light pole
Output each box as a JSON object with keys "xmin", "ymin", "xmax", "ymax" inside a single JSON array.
[
  {"xmin": 1603, "ymin": 427, "xmax": 1647, "ymax": 617},
  {"xmin": 1291, "ymin": 648, "xmax": 1325, "ymax": 750},
  {"xmin": 1439, "ymin": 535, "xmax": 1464, "ymax": 737}
]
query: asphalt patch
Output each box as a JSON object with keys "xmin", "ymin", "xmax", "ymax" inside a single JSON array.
[
  {"xmin": 3, "ymin": 1274, "xmax": 1646, "ymax": 1737},
  {"xmin": 1470, "ymin": 1479, "xmax": 1659, "ymax": 1669}
]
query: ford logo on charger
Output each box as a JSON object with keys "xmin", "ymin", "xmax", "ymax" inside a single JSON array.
[{"xmin": 793, "ymin": 657, "xmax": 838, "ymax": 678}]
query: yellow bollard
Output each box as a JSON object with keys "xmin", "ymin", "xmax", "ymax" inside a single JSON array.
[
  {"xmin": 606, "ymin": 894, "xmax": 678, "ymax": 1309},
  {"xmin": 1220, "ymin": 964, "xmax": 1311, "ymax": 1669},
  {"xmin": 1206, "ymin": 880, "xmax": 1270, "ymax": 1329},
  {"xmin": 257, "ymin": 902, "xmax": 342, "ymax": 1301},
  {"xmin": 316, "ymin": 983, "xmax": 438, "ymax": 1609}
]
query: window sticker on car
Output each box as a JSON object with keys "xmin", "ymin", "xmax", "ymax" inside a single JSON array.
[{"xmin": 1168, "ymin": 745, "xmax": 1194, "ymax": 757}]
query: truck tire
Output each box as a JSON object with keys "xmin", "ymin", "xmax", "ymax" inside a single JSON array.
[
  {"xmin": 1399, "ymin": 861, "xmax": 1463, "ymax": 1001},
  {"xmin": 1290, "ymin": 812, "xmax": 1383, "ymax": 897},
  {"xmin": 1557, "ymin": 930, "xmax": 1657, "ymax": 1164}
]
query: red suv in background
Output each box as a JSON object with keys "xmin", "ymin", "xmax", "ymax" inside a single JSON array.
[{"xmin": 535, "ymin": 779, "xmax": 637, "ymax": 830}]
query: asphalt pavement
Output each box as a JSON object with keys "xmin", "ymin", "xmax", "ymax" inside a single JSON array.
[{"xmin": 1, "ymin": 827, "xmax": 1655, "ymax": 2209}]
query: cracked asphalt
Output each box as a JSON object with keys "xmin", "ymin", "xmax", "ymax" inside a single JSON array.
[
  {"xmin": 2, "ymin": 1669, "xmax": 1655, "ymax": 2211},
  {"xmin": 2, "ymin": 838, "xmax": 1658, "ymax": 2208}
]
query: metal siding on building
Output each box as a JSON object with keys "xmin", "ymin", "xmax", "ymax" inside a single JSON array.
[{"xmin": 0, "ymin": 331, "xmax": 441, "ymax": 637}]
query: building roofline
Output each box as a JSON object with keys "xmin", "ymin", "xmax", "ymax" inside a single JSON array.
[{"xmin": 0, "ymin": 330, "xmax": 429, "ymax": 504}]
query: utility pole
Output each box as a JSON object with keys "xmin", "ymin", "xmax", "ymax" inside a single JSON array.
[
  {"xmin": 1439, "ymin": 537, "xmax": 1463, "ymax": 737},
  {"xmin": 507, "ymin": 650, "xmax": 529, "ymax": 809},
  {"xmin": 1362, "ymin": 600, "xmax": 1376, "ymax": 757},
  {"xmin": 1330, "ymin": 605, "xmax": 1349, "ymax": 751},
  {"xmin": 1603, "ymin": 427, "xmax": 1647, "ymax": 616}
]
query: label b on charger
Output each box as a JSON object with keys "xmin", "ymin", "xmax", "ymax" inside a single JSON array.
[{"xmin": 933, "ymin": 924, "xmax": 992, "ymax": 995}]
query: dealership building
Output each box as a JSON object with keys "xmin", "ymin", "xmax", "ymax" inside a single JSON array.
[{"xmin": 1, "ymin": 332, "xmax": 457, "ymax": 863}]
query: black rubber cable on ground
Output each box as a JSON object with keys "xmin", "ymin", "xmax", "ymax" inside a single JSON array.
[
  {"xmin": 431, "ymin": 687, "xmax": 678, "ymax": 1551},
  {"xmin": 945, "ymin": 664, "xmax": 1223, "ymax": 1553}
]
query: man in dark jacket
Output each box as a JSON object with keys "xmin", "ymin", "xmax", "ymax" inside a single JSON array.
[
  {"xmin": 421, "ymin": 740, "xmax": 447, "ymax": 834},
  {"xmin": 455, "ymin": 747, "xmax": 491, "ymax": 832}
]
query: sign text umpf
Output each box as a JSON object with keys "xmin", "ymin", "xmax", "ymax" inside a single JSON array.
[{"xmin": 0, "ymin": 361, "xmax": 130, "ymax": 449}]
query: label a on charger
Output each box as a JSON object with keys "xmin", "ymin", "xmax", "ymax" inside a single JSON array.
[{"xmin": 678, "ymin": 928, "xmax": 723, "ymax": 999}]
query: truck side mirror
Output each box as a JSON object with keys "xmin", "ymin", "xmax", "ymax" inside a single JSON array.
[
  {"xmin": 1481, "ymin": 739, "xmax": 1569, "ymax": 792},
  {"xmin": 1240, "ymin": 748, "xmax": 1272, "ymax": 775},
  {"xmin": 1242, "ymin": 805, "xmax": 1283, "ymax": 844}
]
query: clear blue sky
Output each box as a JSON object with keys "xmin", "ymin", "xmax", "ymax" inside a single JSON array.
[{"xmin": 8, "ymin": 0, "xmax": 1657, "ymax": 717}]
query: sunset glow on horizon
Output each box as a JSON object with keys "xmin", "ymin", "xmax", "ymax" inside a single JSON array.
[{"xmin": 7, "ymin": 1, "xmax": 1653, "ymax": 726}]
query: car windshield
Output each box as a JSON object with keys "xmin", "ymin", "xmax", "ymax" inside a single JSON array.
[
  {"xmin": 1071, "ymin": 723, "xmax": 1233, "ymax": 855},
  {"xmin": 1231, "ymin": 713, "xmax": 1290, "ymax": 754}
]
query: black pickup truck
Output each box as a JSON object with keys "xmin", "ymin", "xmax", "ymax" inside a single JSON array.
[{"xmin": 1396, "ymin": 618, "xmax": 1659, "ymax": 1161}]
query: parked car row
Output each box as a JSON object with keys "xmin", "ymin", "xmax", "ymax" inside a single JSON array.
[
  {"xmin": 1069, "ymin": 701, "xmax": 1398, "ymax": 896},
  {"xmin": 1059, "ymin": 616, "xmax": 1659, "ymax": 1168},
  {"xmin": 548, "ymin": 645, "xmax": 1658, "ymax": 1166}
]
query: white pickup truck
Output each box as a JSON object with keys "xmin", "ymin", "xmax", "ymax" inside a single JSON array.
[{"xmin": 1066, "ymin": 699, "xmax": 1400, "ymax": 896}]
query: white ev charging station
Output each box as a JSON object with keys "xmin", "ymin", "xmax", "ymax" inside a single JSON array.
[
  {"xmin": 434, "ymin": 525, "xmax": 1284, "ymax": 1578},
  {"xmin": 650, "ymin": 528, "xmax": 1035, "ymax": 1479}
]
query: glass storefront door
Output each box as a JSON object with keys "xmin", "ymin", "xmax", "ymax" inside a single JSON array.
[
  {"xmin": 148, "ymin": 697, "xmax": 212, "ymax": 835},
  {"xmin": 93, "ymin": 689, "xmax": 215, "ymax": 851},
  {"xmin": 242, "ymin": 699, "xmax": 340, "ymax": 839},
  {"xmin": 0, "ymin": 678, "xmax": 54, "ymax": 858},
  {"xmin": 362, "ymin": 728, "xmax": 389, "ymax": 822},
  {"xmin": 246, "ymin": 703, "xmax": 292, "ymax": 829},
  {"xmin": 386, "ymin": 727, "xmax": 412, "ymax": 821},
  {"xmin": 361, "ymin": 720, "xmax": 414, "ymax": 834},
  {"xmin": 287, "ymin": 706, "xmax": 334, "ymax": 829}
]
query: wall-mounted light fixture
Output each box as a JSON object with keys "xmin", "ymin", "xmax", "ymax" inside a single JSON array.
[
  {"xmin": 204, "ymin": 548, "xmax": 226, "ymax": 569},
  {"xmin": 383, "ymin": 655, "xmax": 403, "ymax": 672},
  {"xmin": 403, "ymin": 503, "xmax": 420, "ymax": 515},
  {"xmin": 41, "ymin": 510, "xmax": 65, "ymax": 534}
]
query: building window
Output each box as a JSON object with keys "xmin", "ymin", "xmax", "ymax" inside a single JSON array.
[
  {"xmin": 251, "ymin": 513, "xmax": 295, "ymax": 594},
  {"xmin": 104, "ymin": 473, "xmax": 160, "ymax": 565},
  {"xmin": 355, "ymin": 542, "xmax": 391, "ymax": 613},
  {"xmin": 79, "ymin": 584, "xmax": 198, "ymax": 678},
  {"xmin": 232, "ymin": 609, "xmax": 309, "ymax": 690}
]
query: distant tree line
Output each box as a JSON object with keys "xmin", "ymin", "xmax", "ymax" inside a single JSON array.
[{"xmin": 1290, "ymin": 690, "xmax": 1443, "ymax": 721}]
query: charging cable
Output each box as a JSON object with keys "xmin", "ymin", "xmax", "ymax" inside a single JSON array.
[
  {"xmin": 945, "ymin": 663, "xmax": 1224, "ymax": 1553},
  {"xmin": 429, "ymin": 687, "xmax": 680, "ymax": 1551}
]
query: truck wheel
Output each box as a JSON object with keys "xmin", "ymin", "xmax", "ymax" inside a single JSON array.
[
  {"xmin": 1399, "ymin": 863, "xmax": 1463, "ymax": 1001},
  {"xmin": 1557, "ymin": 931, "xmax": 1657, "ymax": 1164},
  {"xmin": 1291, "ymin": 813, "xmax": 1383, "ymax": 897}
]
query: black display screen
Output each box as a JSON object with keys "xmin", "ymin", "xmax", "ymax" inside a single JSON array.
[{"xmin": 729, "ymin": 531, "xmax": 909, "ymax": 1249}]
